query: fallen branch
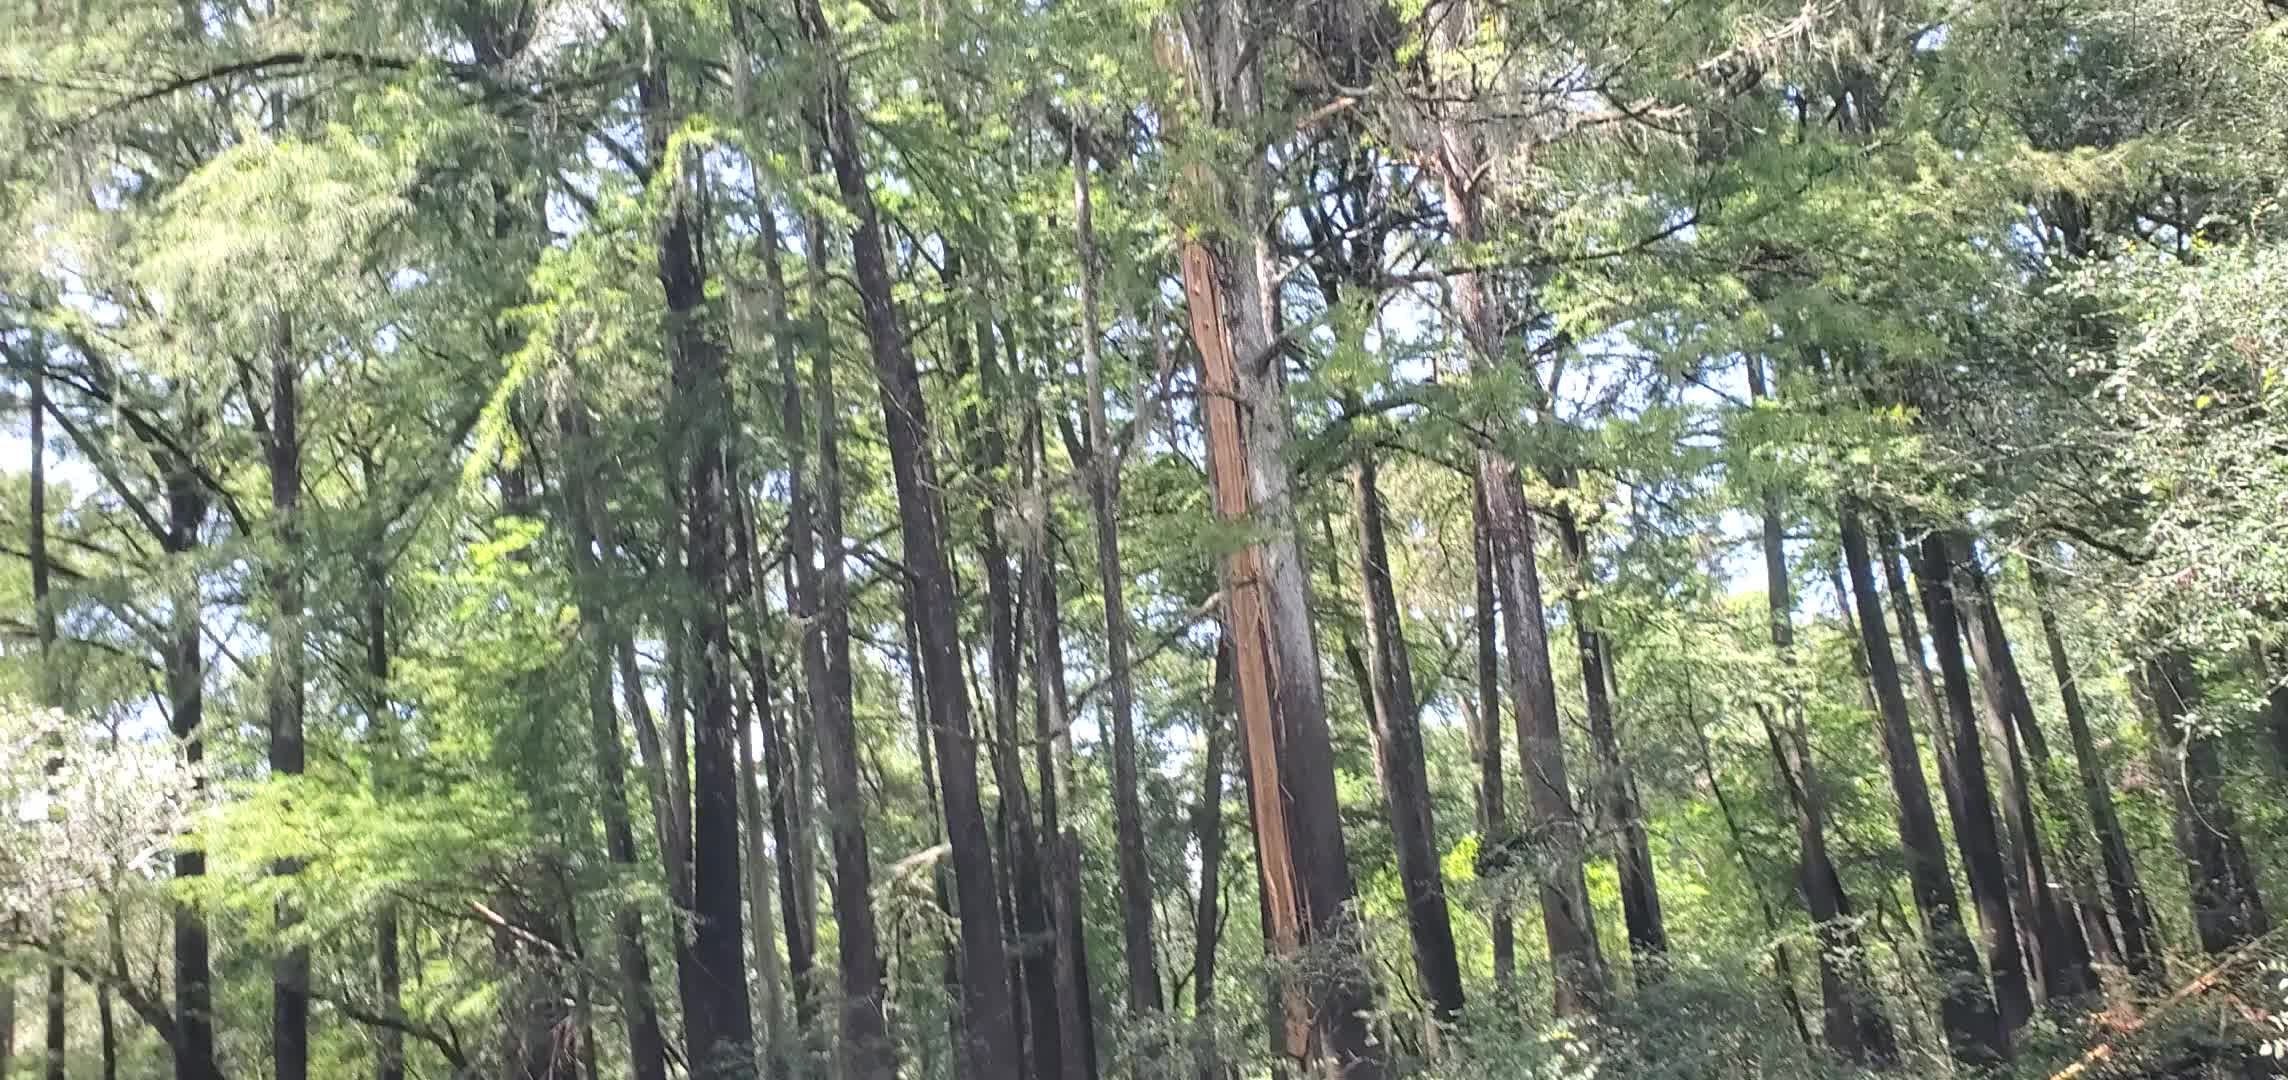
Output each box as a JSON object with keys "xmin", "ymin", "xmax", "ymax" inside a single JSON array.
[{"xmin": 2049, "ymin": 930, "xmax": 2283, "ymax": 1080}]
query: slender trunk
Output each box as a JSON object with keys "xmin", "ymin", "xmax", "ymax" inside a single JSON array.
[
  {"xmin": 1193, "ymin": 642, "xmax": 1233, "ymax": 1080},
  {"xmin": 640, "ymin": 50, "xmax": 754, "ymax": 1078},
  {"xmin": 1940, "ymin": 534, "xmax": 2098, "ymax": 1000},
  {"xmin": 32, "ymin": 361, "xmax": 66, "ymax": 1080},
  {"xmin": 158, "ymin": 451, "xmax": 218, "ymax": 1080},
  {"xmin": 1349, "ymin": 454, "xmax": 1466, "ymax": 1023},
  {"xmin": 1077, "ymin": 145, "xmax": 1165, "ymax": 1025},
  {"xmin": 2029, "ymin": 564, "xmax": 2160, "ymax": 976},
  {"xmin": 267, "ymin": 333, "xmax": 311, "ymax": 1080},
  {"xmin": 1904, "ymin": 532, "xmax": 2037, "ymax": 1029},
  {"xmin": 1479, "ymin": 459, "xmax": 1608, "ymax": 1015},
  {"xmin": 1837, "ymin": 500, "xmax": 2007, "ymax": 1067},
  {"xmin": 1692, "ymin": 705, "xmax": 1812, "ymax": 1049},
  {"xmin": 806, "ymin": 11, "xmax": 1021, "ymax": 1069},
  {"xmin": 1025, "ymin": 417, "xmax": 1100, "ymax": 1080},
  {"xmin": 769, "ymin": 200, "xmax": 827, "ymax": 1065},
  {"xmin": 1879, "ymin": 522, "xmax": 1975, "ymax": 862},
  {"xmin": 1743, "ymin": 358, "xmax": 1893, "ymax": 1066},
  {"xmin": 1552, "ymin": 504, "xmax": 1665, "ymax": 977},
  {"xmin": 725, "ymin": 462, "xmax": 792, "ymax": 1075},
  {"xmin": 1469, "ymin": 478, "xmax": 1515, "ymax": 988},
  {"xmin": 2143, "ymin": 652, "xmax": 2272, "ymax": 955},
  {"xmin": 559, "ymin": 404, "xmax": 672, "ymax": 1080},
  {"xmin": 362, "ymin": 456, "xmax": 407, "ymax": 1080}
]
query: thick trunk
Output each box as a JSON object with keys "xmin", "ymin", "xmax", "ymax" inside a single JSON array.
[
  {"xmin": 2144, "ymin": 652, "xmax": 2271, "ymax": 955},
  {"xmin": 1837, "ymin": 501, "xmax": 2007, "ymax": 1067},
  {"xmin": 641, "ymin": 53, "xmax": 754, "ymax": 1077},
  {"xmin": 1904, "ymin": 533, "xmax": 2037, "ymax": 1028},
  {"xmin": 267, "ymin": 338, "xmax": 312, "ymax": 1080},
  {"xmin": 1744, "ymin": 358, "xmax": 1893, "ymax": 1066},
  {"xmin": 1077, "ymin": 147, "xmax": 1165, "ymax": 1024},
  {"xmin": 2029, "ymin": 565, "xmax": 2160, "ymax": 976},
  {"xmin": 1878, "ymin": 523, "xmax": 1975, "ymax": 865},
  {"xmin": 1193, "ymin": 642, "xmax": 1233, "ymax": 1080},
  {"xmin": 1349, "ymin": 455, "xmax": 1466, "ymax": 1023},
  {"xmin": 1469, "ymin": 478, "xmax": 1515, "ymax": 987},
  {"xmin": 1480, "ymin": 458, "xmax": 1608, "ymax": 1015},
  {"xmin": 1175, "ymin": 76, "xmax": 1384, "ymax": 1079},
  {"xmin": 1552, "ymin": 505, "xmax": 1665, "ymax": 977},
  {"xmin": 1940, "ymin": 535, "xmax": 2099, "ymax": 999},
  {"xmin": 803, "ymin": 11, "xmax": 1022, "ymax": 1072}
]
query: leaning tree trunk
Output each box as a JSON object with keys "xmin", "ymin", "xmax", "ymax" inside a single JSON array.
[
  {"xmin": 2029, "ymin": 562, "xmax": 2160, "ymax": 977},
  {"xmin": 1075, "ymin": 142, "xmax": 1166, "ymax": 1030},
  {"xmin": 1837, "ymin": 500, "xmax": 2007, "ymax": 1068},
  {"xmin": 1939, "ymin": 534, "xmax": 2099, "ymax": 999},
  {"xmin": 559, "ymin": 404, "xmax": 672, "ymax": 1080}
]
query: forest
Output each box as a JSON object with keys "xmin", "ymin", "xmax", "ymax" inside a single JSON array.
[{"xmin": 4, "ymin": 0, "xmax": 2288, "ymax": 1077}]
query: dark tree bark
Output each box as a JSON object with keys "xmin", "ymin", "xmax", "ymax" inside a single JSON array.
[
  {"xmin": 1349, "ymin": 454, "xmax": 1467, "ymax": 1024},
  {"xmin": 1552, "ymin": 503, "xmax": 1666, "ymax": 978},
  {"xmin": 31, "ymin": 360, "xmax": 68, "ymax": 1080},
  {"xmin": 1469, "ymin": 478, "xmax": 1515, "ymax": 989},
  {"xmin": 958, "ymin": 254, "xmax": 1063, "ymax": 1080},
  {"xmin": 266, "ymin": 332, "xmax": 312, "ymax": 1080},
  {"xmin": 1939, "ymin": 534, "xmax": 2099, "ymax": 999},
  {"xmin": 1193, "ymin": 642, "xmax": 1233, "ymax": 1080},
  {"xmin": 801, "ymin": 7, "xmax": 1023, "ymax": 1073},
  {"xmin": 1903, "ymin": 532, "xmax": 2038, "ymax": 1028},
  {"xmin": 1837, "ymin": 500, "xmax": 2007, "ymax": 1067},
  {"xmin": 2143, "ymin": 652, "xmax": 2271, "ymax": 955},
  {"xmin": 358, "ymin": 452, "xmax": 407, "ymax": 1080},
  {"xmin": 558, "ymin": 405, "xmax": 672, "ymax": 1080},
  {"xmin": 1024, "ymin": 416, "xmax": 1100, "ymax": 1080},
  {"xmin": 1878, "ymin": 523, "xmax": 1975, "ymax": 863},
  {"xmin": 638, "ymin": 46, "xmax": 754, "ymax": 1078},
  {"xmin": 2029, "ymin": 564, "xmax": 2160, "ymax": 976}
]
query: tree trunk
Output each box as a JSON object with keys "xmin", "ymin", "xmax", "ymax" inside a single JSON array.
[
  {"xmin": 1903, "ymin": 532, "xmax": 2037, "ymax": 1029},
  {"xmin": 360, "ymin": 454, "xmax": 407, "ymax": 1080},
  {"xmin": 32, "ymin": 361, "xmax": 67, "ymax": 1080},
  {"xmin": 1076, "ymin": 143, "xmax": 1165, "ymax": 1028},
  {"xmin": 1170, "ymin": 7, "xmax": 1386, "ymax": 1061},
  {"xmin": 267, "ymin": 332, "xmax": 312, "ymax": 1080},
  {"xmin": 1836, "ymin": 500, "xmax": 2007, "ymax": 1067},
  {"xmin": 1939, "ymin": 534, "xmax": 2099, "ymax": 1000},
  {"xmin": 639, "ymin": 48, "xmax": 754, "ymax": 1078},
  {"xmin": 2143, "ymin": 652, "xmax": 2271, "ymax": 955},
  {"xmin": 1878, "ymin": 521, "xmax": 1976, "ymax": 866},
  {"xmin": 161, "ymin": 456, "xmax": 218, "ymax": 1080},
  {"xmin": 1193, "ymin": 641, "xmax": 1233, "ymax": 1080},
  {"xmin": 1024, "ymin": 415, "xmax": 1100, "ymax": 1080},
  {"xmin": 2029, "ymin": 563, "xmax": 2160, "ymax": 977},
  {"xmin": 1479, "ymin": 460, "xmax": 1608, "ymax": 1016},
  {"xmin": 1552, "ymin": 503, "xmax": 1666, "ymax": 978},
  {"xmin": 1469, "ymin": 478, "xmax": 1515, "ymax": 989},
  {"xmin": 801, "ymin": 8, "xmax": 1023, "ymax": 1072},
  {"xmin": 1349, "ymin": 454, "xmax": 1467, "ymax": 1025},
  {"xmin": 558, "ymin": 403, "xmax": 673, "ymax": 1080},
  {"xmin": 799, "ymin": 184, "xmax": 898, "ymax": 1080},
  {"xmin": 1742, "ymin": 358, "xmax": 1894, "ymax": 1066}
]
